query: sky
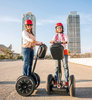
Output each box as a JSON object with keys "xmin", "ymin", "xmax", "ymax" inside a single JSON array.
[{"xmin": 0, "ymin": 0, "xmax": 92, "ymax": 54}]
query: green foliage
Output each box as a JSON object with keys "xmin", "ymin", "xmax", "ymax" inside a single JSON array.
[{"xmin": 0, "ymin": 55, "xmax": 5, "ymax": 59}]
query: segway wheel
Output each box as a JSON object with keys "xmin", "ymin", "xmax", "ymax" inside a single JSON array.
[
  {"xmin": 46, "ymin": 74, "xmax": 53, "ymax": 94},
  {"xmin": 31, "ymin": 73, "xmax": 40, "ymax": 89},
  {"xmin": 69, "ymin": 75, "xmax": 75, "ymax": 97},
  {"xmin": 15, "ymin": 75, "xmax": 35, "ymax": 96},
  {"xmin": 16, "ymin": 75, "xmax": 23, "ymax": 81}
]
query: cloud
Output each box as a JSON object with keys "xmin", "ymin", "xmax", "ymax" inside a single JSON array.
[
  {"xmin": 0, "ymin": 16, "xmax": 21, "ymax": 23},
  {"xmin": 0, "ymin": 13, "xmax": 92, "ymax": 25},
  {"xmin": 36, "ymin": 15, "xmax": 67, "ymax": 26}
]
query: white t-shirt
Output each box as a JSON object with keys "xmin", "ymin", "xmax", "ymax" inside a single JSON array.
[{"xmin": 22, "ymin": 30, "xmax": 33, "ymax": 45}]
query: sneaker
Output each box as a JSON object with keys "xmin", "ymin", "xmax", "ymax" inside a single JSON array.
[
  {"xmin": 57, "ymin": 84, "xmax": 61, "ymax": 88},
  {"xmin": 54, "ymin": 81, "xmax": 57, "ymax": 87},
  {"xmin": 65, "ymin": 82, "xmax": 69, "ymax": 86}
]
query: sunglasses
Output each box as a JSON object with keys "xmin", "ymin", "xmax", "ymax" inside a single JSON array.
[
  {"xmin": 27, "ymin": 24, "xmax": 33, "ymax": 26},
  {"xmin": 56, "ymin": 27, "xmax": 62, "ymax": 29}
]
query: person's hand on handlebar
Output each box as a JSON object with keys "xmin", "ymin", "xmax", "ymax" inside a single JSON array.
[
  {"xmin": 50, "ymin": 40, "xmax": 55, "ymax": 44},
  {"xmin": 39, "ymin": 42, "xmax": 43, "ymax": 45},
  {"xmin": 62, "ymin": 41, "xmax": 67, "ymax": 44},
  {"xmin": 50, "ymin": 40, "xmax": 67, "ymax": 44},
  {"xmin": 36, "ymin": 41, "xmax": 43, "ymax": 46}
]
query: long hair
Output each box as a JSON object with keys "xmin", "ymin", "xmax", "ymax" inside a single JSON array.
[{"xmin": 25, "ymin": 25, "xmax": 34, "ymax": 36}]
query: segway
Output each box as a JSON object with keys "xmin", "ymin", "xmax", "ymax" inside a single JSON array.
[
  {"xmin": 15, "ymin": 44, "xmax": 47, "ymax": 96},
  {"xmin": 46, "ymin": 42, "xmax": 75, "ymax": 96}
]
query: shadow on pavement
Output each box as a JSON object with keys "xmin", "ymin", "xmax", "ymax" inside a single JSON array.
[
  {"xmin": 0, "ymin": 81, "xmax": 45, "ymax": 85},
  {"xmin": 40, "ymin": 81, "xmax": 46, "ymax": 84},
  {"xmin": 76, "ymin": 79, "xmax": 92, "ymax": 83},
  {"xmin": 31, "ymin": 87, "xmax": 92, "ymax": 98},
  {"xmin": 75, "ymin": 87, "xmax": 92, "ymax": 98},
  {"xmin": 31, "ymin": 88, "xmax": 69, "ymax": 97},
  {"xmin": 0, "ymin": 80, "xmax": 92, "ymax": 99},
  {"xmin": 0, "ymin": 81, "xmax": 15, "ymax": 84}
]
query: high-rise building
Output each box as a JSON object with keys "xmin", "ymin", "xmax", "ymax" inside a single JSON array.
[
  {"xmin": 22, "ymin": 12, "xmax": 36, "ymax": 35},
  {"xmin": 67, "ymin": 11, "xmax": 81, "ymax": 54},
  {"xmin": 22, "ymin": 12, "xmax": 36, "ymax": 54}
]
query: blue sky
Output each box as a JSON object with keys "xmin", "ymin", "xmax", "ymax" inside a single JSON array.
[{"xmin": 0, "ymin": 0, "xmax": 92, "ymax": 54}]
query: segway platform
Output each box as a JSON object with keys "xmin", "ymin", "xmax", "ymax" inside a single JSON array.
[
  {"xmin": 52, "ymin": 86, "xmax": 68, "ymax": 92},
  {"xmin": 52, "ymin": 86, "xmax": 69, "ymax": 95}
]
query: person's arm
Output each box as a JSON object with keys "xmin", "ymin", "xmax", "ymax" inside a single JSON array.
[
  {"xmin": 50, "ymin": 41, "xmax": 55, "ymax": 44},
  {"xmin": 35, "ymin": 41, "xmax": 43, "ymax": 46},
  {"xmin": 62, "ymin": 34, "xmax": 68, "ymax": 44}
]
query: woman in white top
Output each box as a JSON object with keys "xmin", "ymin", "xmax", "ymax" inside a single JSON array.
[{"xmin": 22, "ymin": 19, "xmax": 42, "ymax": 76}]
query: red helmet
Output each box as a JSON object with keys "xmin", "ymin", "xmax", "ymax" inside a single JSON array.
[
  {"xmin": 55, "ymin": 22, "xmax": 63, "ymax": 28},
  {"xmin": 25, "ymin": 20, "xmax": 33, "ymax": 25}
]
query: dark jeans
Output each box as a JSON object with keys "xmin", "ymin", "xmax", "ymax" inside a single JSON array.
[
  {"xmin": 55, "ymin": 55, "xmax": 69, "ymax": 82},
  {"xmin": 22, "ymin": 48, "xmax": 34, "ymax": 76}
]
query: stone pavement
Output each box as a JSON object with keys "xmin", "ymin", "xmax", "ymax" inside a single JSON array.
[{"xmin": 0, "ymin": 60, "xmax": 92, "ymax": 100}]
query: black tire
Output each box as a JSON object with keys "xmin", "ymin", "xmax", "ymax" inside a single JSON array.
[
  {"xmin": 46, "ymin": 74, "xmax": 53, "ymax": 94},
  {"xmin": 15, "ymin": 75, "xmax": 35, "ymax": 96},
  {"xmin": 31, "ymin": 73, "xmax": 40, "ymax": 89},
  {"xmin": 69, "ymin": 75, "xmax": 75, "ymax": 97},
  {"xmin": 16, "ymin": 75, "xmax": 24, "ymax": 81}
]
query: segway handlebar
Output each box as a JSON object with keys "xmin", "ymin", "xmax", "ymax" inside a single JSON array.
[
  {"xmin": 32, "ymin": 43, "xmax": 47, "ymax": 72},
  {"xmin": 54, "ymin": 41, "xmax": 67, "ymax": 44}
]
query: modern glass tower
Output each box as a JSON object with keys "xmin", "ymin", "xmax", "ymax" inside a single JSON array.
[
  {"xmin": 22, "ymin": 12, "xmax": 36, "ymax": 35},
  {"xmin": 67, "ymin": 11, "xmax": 81, "ymax": 54},
  {"xmin": 22, "ymin": 12, "xmax": 36, "ymax": 54}
]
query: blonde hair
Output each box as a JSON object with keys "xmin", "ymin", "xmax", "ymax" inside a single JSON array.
[{"xmin": 25, "ymin": 25, "xmax": 34, "ymax": 36}]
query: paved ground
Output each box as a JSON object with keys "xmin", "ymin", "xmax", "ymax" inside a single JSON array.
[{"xmin": 0, "ymin": 60, "xmax": 92, "ymax": 100}]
